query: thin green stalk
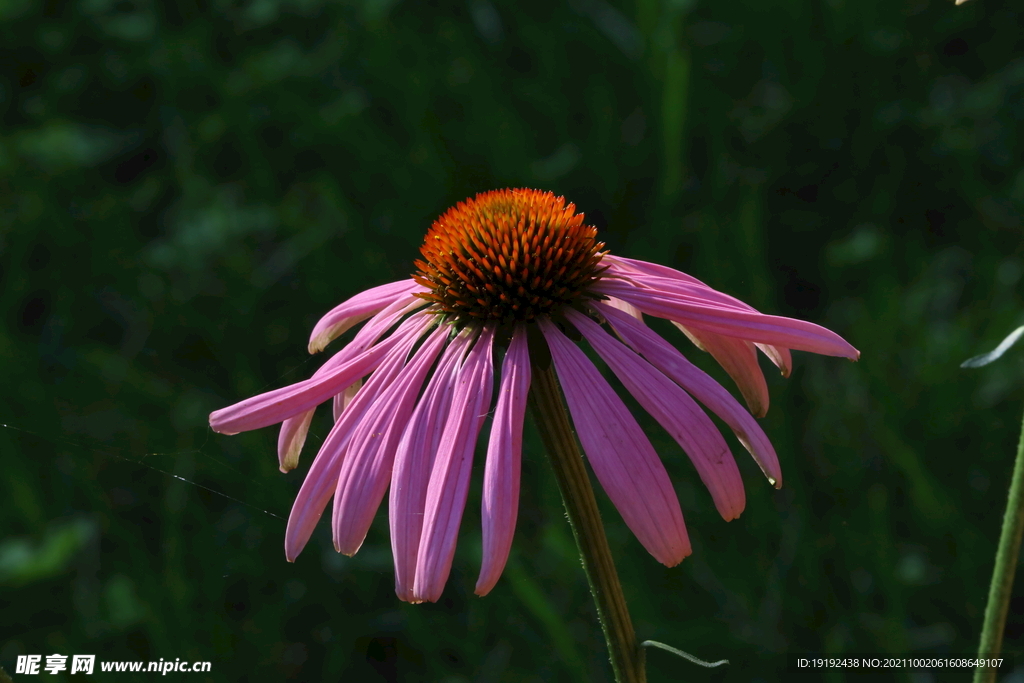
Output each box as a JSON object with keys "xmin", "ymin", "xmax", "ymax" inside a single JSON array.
[
  {"xmin": 528, "ymin": 363, "xmax": 646, "ymax": 683},
  {"xmin": 974, "ymin": 404, "xmax": 1024, "ymax": 683}
]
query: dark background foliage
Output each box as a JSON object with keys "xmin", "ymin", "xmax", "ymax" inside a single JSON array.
[{"xmin": 2, "ymin": 0, "xmax": 1023, "ymax": 681}]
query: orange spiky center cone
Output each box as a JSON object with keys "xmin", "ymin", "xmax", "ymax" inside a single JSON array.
[{"xmin": 413, "ymin": 188, "xmax": 607, "ymax": 323}]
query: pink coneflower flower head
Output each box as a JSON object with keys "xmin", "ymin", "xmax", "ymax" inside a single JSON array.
[{"xmin": 209, "ymin": 188, "xmax": 859, "ymax": 603}]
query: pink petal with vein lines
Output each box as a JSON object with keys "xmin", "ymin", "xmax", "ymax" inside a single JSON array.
[
  {"xmin": 673, "ymin": 322, "xmax": 770, "ymax": 418},
  {"xmin": 538, "ymin": 318, "xmax": 690, "ymax": 566},
  {"xmin": 475, "ymin": 324, "xmax": 531, "ymax": 596},
  {"xmin": 603, "ymin": 258, "xmax": 752, "ymax": 312},
  {"xmin": 566, "ymin": 310, "xmax": 745, "ymax": 521},
  {"xmin": 605, "ymin": 255, "xmax": 708, "ymax": 288},
  {"xmin": 413, "ymin": 326, "xmax": 496, "ymax": 603},
  {"xmin": 210, "ymin": 314, "xmax": 430, "ymax": 436},
  {"xmin": 605, "ymin": 257, "xmax": 794, "ymax": 375},
  {"xmin": 332, "ymin": 325, "xmax": 449, "ymax": 556},
  {"xmin": 594, "ymin": 278, "xmax": 860, "ymax": 359},
  {"xmin": 595, "ymin": 302, "xmax": 781, "ymax": 487},
  {"xmin": 308, "ymin": 279, "xmax": 422, "ymax": 353},
  {"xmin": 283, "ymin": 319, "xmax": 431, "ymax": 561},
  {"xmin": 391, "ymin": 329, "xmax": 475, "ymax": 602}
]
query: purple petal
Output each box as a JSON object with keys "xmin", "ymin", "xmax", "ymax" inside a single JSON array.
[
  {"xmin": 413, "ymin": 326, "xmax": 496, "ymax": 603},
  {"xmin": 332, "ymin": 325, "xmax": 449, "ymax": 556},
  {"xmin": 308, "ymin": 279, "xmax": 423, "ymax": 353},
  {"xmin": 210, "ymin": 313, "xmax": 430, "ymax": 435},
  {"xmin": 673, "ymin": 322, "xmax": 770, "ymax": 418},
  {"xmin": 538, "ymin": 318, "xmax": 691, "ymax": 567},
  {"xmin": 566, "ymin": 310, "xmax": 745, "ymax": 521},
  {"xmin": 475, "ymin": 324, "xmax": 531, "ymax": 596},
  {"xmin": 390, "ymin": 329, "xmax": 475, "ymax": 602},
  {"xmin": 594, "ymin": 278, "xmax": 860, "ymax": 359},
  {"xmin": 283, "ymin": 322, "xmax": 431, "ymax": 561},
  {"xmin": 595, "ymin": 302, "xmax": 781, "ymax": 487}
]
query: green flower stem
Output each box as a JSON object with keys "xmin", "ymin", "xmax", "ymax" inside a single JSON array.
[
  {"xmin": 528, "ymin": 362, "xmax": 646, "ymax": 683},
  {"xmin": 974, "ymin": 404, "xmax": 1024, "ymax": 683}
]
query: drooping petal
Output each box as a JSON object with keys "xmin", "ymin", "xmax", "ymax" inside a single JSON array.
[
  {"xmin": 390, "ymin": 329, "xmax": 475, "ymax": 602},
  {"xmin": 605, "ymin": 256, "xmax": 795, "ymax": 374},
  {"xmin": 283, "ymin": 319, "xmax": 432, "ymax": 561},
  {"xmin": 673, "ymin": 322, "xmax": 770, "ymax": 418},
  {"xmin": 332, "ymin": 325, "xmax": 449, "ymax": 556},
  {"xmin": 413, "ymin": 326, "xmax": 496, "ymax": 603},
  {"xmin": 596, "ymin": 302, "xmax": 781, "ymax": 487},
  {"xmin": 333, "ymin": 379, "xmax": 361, "ymax": 422},
  {"xmin": 475, "ymin": 324, "xmax": 531, "ymax": 596},
  {"xmin": 308, "ymin": 279, "xmax": 423, "ymax": 353},
  {"xmin": 566, "ymin": 309, "xmax": 745, "ymax": 521},
  {"xmin": 277, "ymin": 409, "xmax": 314, "ymax": 473},
  {"xmin": 594, "ymin": 278, "xmax": 860, "ymax": 359},
  {"xmin": 755, "ymin": 343, "xmax": 792, "ymax": 378},
  {"xmin": 277, "ymin": 376, "xmax": 359, "ymax": 474},
  {"xmin": 210, "ymin": 314, "xmax": 430, "ymax": 436},
  {"xmin": 538, "ymin": 318, "xmax": 691, "ymax": 566},
  {"xmin": 275, "ymin": 294, "xmax": 418, "ymax": 470}
]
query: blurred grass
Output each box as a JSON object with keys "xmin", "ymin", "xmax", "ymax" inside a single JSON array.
[{"xmin": 1, "ymin": 0, "xmax": 1023, "ymax": 681}]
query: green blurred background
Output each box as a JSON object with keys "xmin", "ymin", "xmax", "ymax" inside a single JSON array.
[{"xmin": 2, "ymin": 0, "xmax": 1023, "ymax": 681}]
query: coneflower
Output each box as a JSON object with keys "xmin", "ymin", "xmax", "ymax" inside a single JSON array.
[{"xmin": 209, "ymin": 188, "xmax": 859, "ymax": 606}]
